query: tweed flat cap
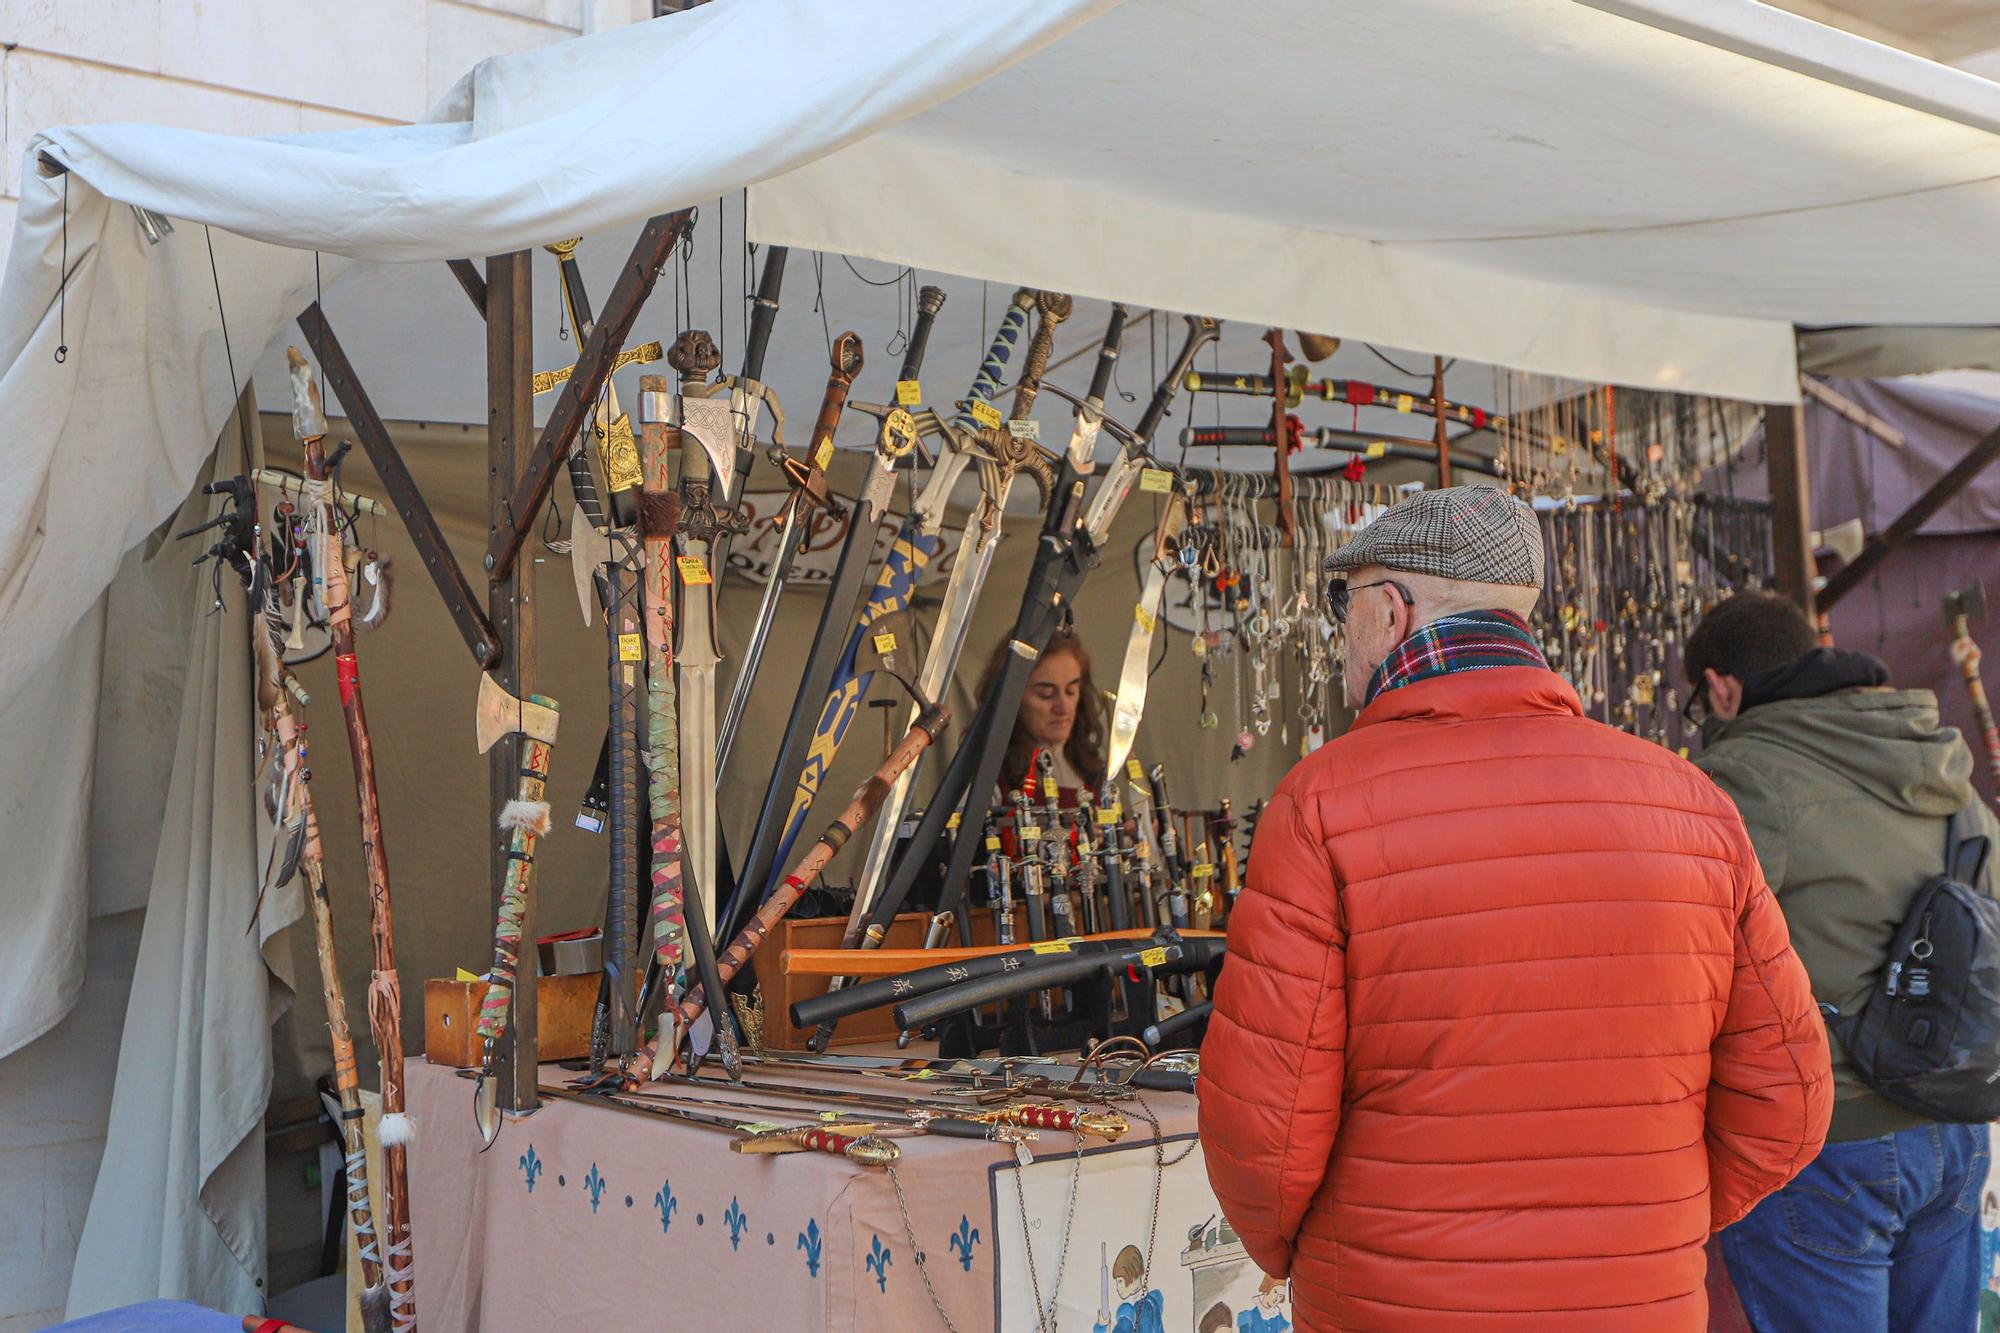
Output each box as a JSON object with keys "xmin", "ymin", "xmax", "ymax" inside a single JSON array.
[{"xmin": 1324, "ymin": 485, "xmax": 1544, "ymax": 588}]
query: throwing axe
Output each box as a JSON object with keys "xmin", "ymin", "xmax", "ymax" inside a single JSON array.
[
  {"xmin": 1944, "ymin": 581, "xmax": 2000, "ymax": 788},
  {"xmin": 472, "ymin": 673, "xmax": 561, "ymax": 1146}
]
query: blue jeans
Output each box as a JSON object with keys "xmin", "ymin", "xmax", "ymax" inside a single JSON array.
[{"xmin": 1721, "ymin": 1121, "xmax": 1989, "ymax": 1332}]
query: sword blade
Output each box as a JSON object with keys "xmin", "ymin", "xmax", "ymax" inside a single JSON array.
[{"xmin": 1105, "ymin": 560, "xmax": 1171, "ymax": 782}]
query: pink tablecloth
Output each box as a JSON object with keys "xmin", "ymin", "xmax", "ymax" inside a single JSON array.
[{"xmin": 406, "ymin": 1058, "xmax": 1230, "ymax": 1332}]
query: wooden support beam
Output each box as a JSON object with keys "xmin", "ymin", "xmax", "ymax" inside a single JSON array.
[
  {"xmin": 1819, "ymin": 418, "xmax": 2000, "ymax": 611},
  {"xmin": 1764, "ymin": 401, "xmax": 1817, "ymax": 617},
  {"xmin": 1801, "ymin": 376, "xmax": 1906, "ymax": 450},
  {"xmin": 1432, "ymin": 355, "xmax": 1452, "ymax": 488},
  {"xmin": 298, "ymin": 302, "xmax": 500, "ymax": 668},
  {"xmin": 447, "ymin": 259, "xmax": 487, "ymax": 320},
  {"xmin": 485, "ymin": 250, "xmax": 538, "ymax": 1115},
  {"xmin": 485, "ymin": 209, "xmax": 693, "ymax": 581}
]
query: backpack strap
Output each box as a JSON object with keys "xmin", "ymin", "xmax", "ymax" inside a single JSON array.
[{"xmin": 1949, "ymin": 807, "xmax": 1991, "ymax": 886}]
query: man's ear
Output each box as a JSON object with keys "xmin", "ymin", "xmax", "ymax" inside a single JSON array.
[{"xmin": 1703, "ymin": 667, "xmax": 1744, "ymax": 716}]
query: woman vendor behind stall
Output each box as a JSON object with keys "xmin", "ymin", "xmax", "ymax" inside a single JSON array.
[{"xmin": 975, "ymin": 625, "xmax": 1107, "ymax": 797}]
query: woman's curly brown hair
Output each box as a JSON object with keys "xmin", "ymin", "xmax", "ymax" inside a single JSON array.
[{"xmin": 974, "ymin": 625, "xmax": 1107, "ymax": 796}]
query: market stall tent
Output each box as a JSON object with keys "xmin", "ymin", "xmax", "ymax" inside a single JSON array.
[{"xmin": 3, "ymin": 0, "xmax": 1999, "ymax": 1316}]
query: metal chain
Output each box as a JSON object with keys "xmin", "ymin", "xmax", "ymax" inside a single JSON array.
[
  {"xmin": 1010, "ymin": 1132, "xmax": 1084, "ymax": 1333},
  {"xmin": 888, "ymin": 1161, "xmax": 964, "ymax": 1333}
]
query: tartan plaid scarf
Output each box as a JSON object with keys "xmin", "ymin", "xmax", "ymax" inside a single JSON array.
[{"xmin": 1364, "ymin": 609, "xmax": 1549, "ymax": 706}]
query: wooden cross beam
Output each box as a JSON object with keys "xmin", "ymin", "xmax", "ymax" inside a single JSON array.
[
  {"xmin": 1819, "ymin": 418, "xmax": 2000, "ymax": 612},
  {"xmin": 484, "ymin": 209, "xmax": 693, "ymax": 581},
  {"xmin": 297, "ymin": 302, "xmax": 501, "ymax": 667}
]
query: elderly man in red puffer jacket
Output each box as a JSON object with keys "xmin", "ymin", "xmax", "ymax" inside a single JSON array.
[{"xmin": 1198, "ymin": 485, "xmax": 1832, "ymax": 1332}]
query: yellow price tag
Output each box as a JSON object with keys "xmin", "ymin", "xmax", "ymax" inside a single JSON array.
[
  {"xmin": 676, "ymin": 555, "xmax": 712, "ymax": 585},
  {"xmin": 896, "ymin": 379, "xmax": 922, "ymax": 406},
  {"xmin": 1127, "ymin": 758, "xmax": 1145, "ymax": 782},
  {"xmin": 738, "ymin": 1121, "xmax": 786, "ymax": 1134},
  {"xmin": 1364, "ymin": 441, "xmax": 1389, "ymax": 459},
  {"xmin": 1394, "ymin": 393, "xmax": 1415, "ymax": 413},
  {"xmin": 1030, "ymin": 940, "xmax": 1074, "ymax": 955},
  {"xmin": 1022, "ymin": 826, "xmax": 1043, "ymax": 842},
  {"xmin": 1138, "ymin": 467, "xmax": 1174, "ymax": 494},
  {"xmin": 946, "ymin": 811, "xmax": 962, "ymax": 830},
  {"xmin": 1096, "ymin": 808, "xmax": 1119, "ymax": 825},
  {"xmin": 984, "ymin": 835, "xmax": 1001, "ymax": 852},
  {"xmin": 1192, "ymin": 862, "xmax": 1215, "ymax": 879},
  {"xmin": 1135, "ymin": 603, "xmax": 1156, "ymax": 633},
  {"xmin": 815, "ymin": 438, "xmax": 835, "ymax": 472},
  {"xmin": 455, "ymin": 967, "xmax": 482, "ymax": 983},
  {"xmin": 1138, "ymin": 947, "xmax": 1168, "ymax": 968},
  {"xmin": 873, "ymin": 632, "xmax": 898, "ymax": 655},
  {"xmin": 1042, "ymin": 777, "xmax": 1059, "ymax": 800},
  {"xmin": 618, "ymin": 632, "xmax": 644, "ymax": 662},
  {"xmin": 969, "ymin": 399, "xmax": 1003, "ymax": 430}
]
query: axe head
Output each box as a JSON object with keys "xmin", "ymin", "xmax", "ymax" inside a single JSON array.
[
  {"xmin": 1296, "ymin": 332, "xmax": 1342, "ymax": 362},
  {"xmin": 286, "ymin": 347, "xmax": 327, "ymax": 441},
  {"xmin": 1945, "ymin": 580, "xmax": 1988, "ymax": 627},
  {"xmin": 1812, "ymin": 517, "xmax": 1866, "ymax": 566},
  {"xmin": 567, "ymin": 503, "xmax": 613, "ymax": 627},
  {"xmin": 476, "ymin": 672, "xmax": 559, "ymax": 753},
  {"xmin": 680, "ymin": 396, "xmax": 738, "ymax": 497}
]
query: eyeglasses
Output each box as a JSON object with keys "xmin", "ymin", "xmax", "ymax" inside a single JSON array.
[
  {"xmin": 1681, "ymin": 678, "xmax": 1709, "ymax": 727},
  {"xmin": 1326, "ymin": 578, "xmax": 1415, "ymax": 626}
]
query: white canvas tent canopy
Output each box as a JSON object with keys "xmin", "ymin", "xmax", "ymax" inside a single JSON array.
[{"xmin": 3, "ymin": 0, "xmax": 1999, "ymax": 1315}]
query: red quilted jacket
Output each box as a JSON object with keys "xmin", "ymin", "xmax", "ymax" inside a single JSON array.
[{"xmin": 1199, "ymin": 667, "xmax": 1832, "ymax": 1331}]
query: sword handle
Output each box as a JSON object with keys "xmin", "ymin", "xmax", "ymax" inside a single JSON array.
[
  {"xmin": 898, "ymin": 286, "xmax": 947, "ymax": 384},
  {"xmin": 1086, "ymin": 304, "xmax": 1129, "ymax": 407},
  {"xmin": 954, "ymin": 289, "xmax": 1035, "ymax": 431},
  {"xmin": 738, "ymin": 246, "xmax": 789, "ymax": 386},
  {"xmin": 1136, "ymin": 316, "xmax": 1221, "ymax": 445}
]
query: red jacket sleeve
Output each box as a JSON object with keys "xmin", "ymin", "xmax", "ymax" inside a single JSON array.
[
  {"xmin": 1705, "ymin": 844, "xmax": 1833, "ymax": 1230},
  {"xmin": 1198, "ymin": 788, "xmax": 1345, "ymax": 1279}
]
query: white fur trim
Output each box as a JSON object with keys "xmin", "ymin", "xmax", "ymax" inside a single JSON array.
[
  {"xmin": 498, "ymin": 800, "xmax": 551, "ymax": 835},
  {"xmin": 379, "ymin": 1111, "xmax": 418, "ymax": 1148}
]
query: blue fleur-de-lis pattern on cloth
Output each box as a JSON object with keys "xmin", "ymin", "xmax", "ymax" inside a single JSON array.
[
  {"xmin": 653, "ymin": 1181, "xmax": 678, "ymax": 1235},
  {"xmin": 518, "ymin": 1145, "xmax": 543, "ymax": 1194},
  {"xmin": 949, "ymin": 1215, "xmax": 980, "ymax": 1272},
  {"xmin": 798, "ymin": 1220, "xmax": 823, "ymax": 1277},
  {"xmin": 584, "ymin": 1164, "xmax": 607, "ymax": 1214},
  {"xmin": 866, "ymin": 1234, "xmax": 893, "ymax": 1293},
  {"xmin": 724, "ymin": 1197, "xmax": 749, "ymax": 1251}
]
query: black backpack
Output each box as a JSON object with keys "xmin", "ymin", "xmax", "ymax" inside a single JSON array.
[{"xmin": 1823, "ymin": 811, "xmax": 2000, "ymax": 1123}]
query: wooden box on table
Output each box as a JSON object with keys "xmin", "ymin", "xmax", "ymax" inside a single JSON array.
[
  {"xmin": 422, "ymin": 972, "xmax": 602, "ymax": 1067},
  {"xmin": 756, "ymin": 907, "xmax": 1022, "ymax": 1051}
]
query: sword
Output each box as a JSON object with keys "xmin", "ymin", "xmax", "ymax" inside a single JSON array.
[
  {"xmin": 666, "ymin": 330, "xmax": 740, "ymax": 940},
  {"xmin": 1106, "ymin": 493, "xmax": 1191, "ymax": 782},
  {"xmin": 716, "ymin": 332, "xmax": 860, "ymax": 780},
  {"xmin": 834, "ymin": 292, "xmax": 1078, "ymax": 954},
  {"xmin": 537, "ymin": 1081, "xmax": 900, "ymax": 1165},
  {"xmin": 710, "ymin": 246, "xmax": 791, "ymax": 598},
  {"xmin": 710, "ymin": 286, "xmax": 952, "ymax": 944}
]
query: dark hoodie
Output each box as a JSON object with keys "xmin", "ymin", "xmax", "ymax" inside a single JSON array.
[{"xmin": 1698, "ymin": 685, "xmax": 2000, "ymax": 1140}]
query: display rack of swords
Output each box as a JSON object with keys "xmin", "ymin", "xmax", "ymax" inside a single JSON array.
[{"xmin": 178, "ymin": 214, "xmax": 1786, "ymax": 1316}]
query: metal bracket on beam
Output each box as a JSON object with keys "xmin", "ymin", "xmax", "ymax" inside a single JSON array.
[
  {"xmin": 297, "ymin": 301, "xmax": 502, "ymax": 667},
  {"xmin": 484, "ymin": 209, "xmax": 694, "ymax": 582}
]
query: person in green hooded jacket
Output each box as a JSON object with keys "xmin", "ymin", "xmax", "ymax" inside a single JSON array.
[{"xmin": 1687, "ymin": 591, "xmax": 2000, "ymax": 1332}]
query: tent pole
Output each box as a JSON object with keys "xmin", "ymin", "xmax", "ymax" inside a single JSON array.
[
  {"xmin": 485, "ymin": 251, "xmax": 539, "ymax": 1115},
  {"xmin": 1764, "ymin": 366, "xmax": 1817, "ymax": 616}
]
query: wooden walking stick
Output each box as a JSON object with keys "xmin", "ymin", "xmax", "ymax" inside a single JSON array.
[
  {"xmin": 185, "ymin": 470, "xmax": 394, "ymax": 1333},
  {"xmin": 290, "ymin": 348, "xmax": 416, "ymax": 1331},
  {"xmin": 1945, "ymin": 581, "xmax": 2000, "ymax": 788}
]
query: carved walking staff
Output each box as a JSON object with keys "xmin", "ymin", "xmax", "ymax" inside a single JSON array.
[
  {"xmin": 1945, "ymin": 582, "xmax": 2000, "ymax": 788},
  {"xmin": 471, "ymin": 676, "xmax": 560, "ymax": 1146},
  {"xmin": 289, "ymin": 348, "xmax": 416, "ymax": 1332},
  {"xmin": 189, "ymin": 470, "xmax": 394, "ymax": 1333}
]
